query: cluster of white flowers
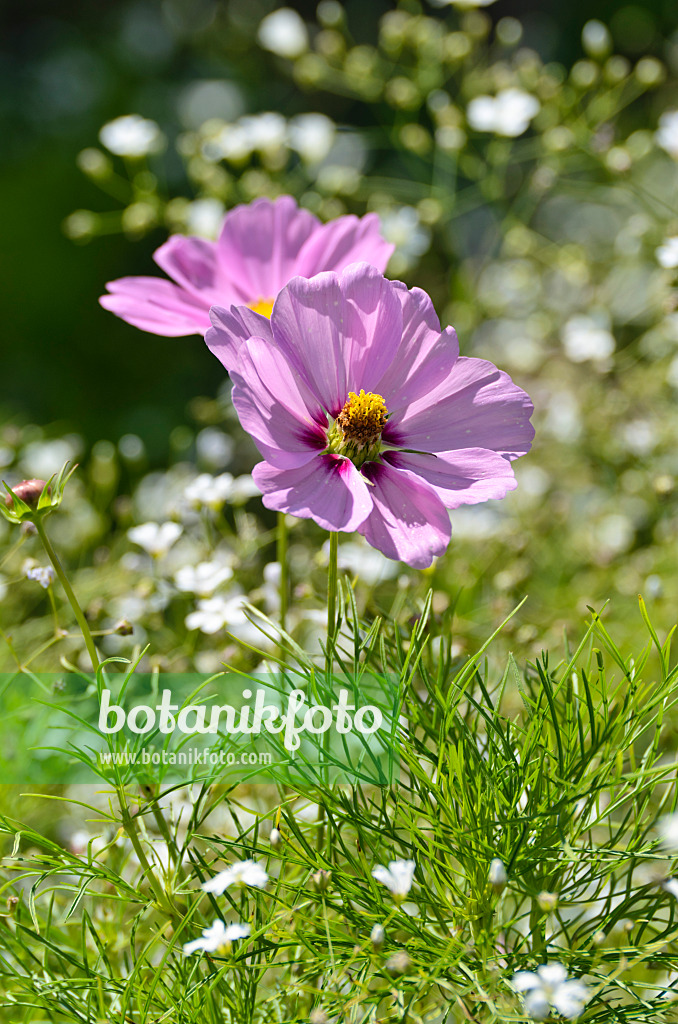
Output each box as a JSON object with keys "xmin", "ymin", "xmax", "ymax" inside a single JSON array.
[
  {"xmin": 202, "ymin": 110, "xmax": 336, "ymax": 167},
  {"xmin": 24, "ymin": 564, "xmax": 55, "ymax": 589},
  {"xmin": 512, "ymin": 963, "xmax": 590, "ymax": 1020},
  {"xmin": 99, "ymin": 114, "xmax": 165, "ymax": 158},
  {"xmin": 467, "ymin": 88, "xmax": 540, "ymax": 137},
  {"xmin": 127, "ymin": 521, "xmax": 182, "ymax": 558},
  {"xmin": 183, "ymin": 858, "xmax": 268, "ymax": 956},
  {"xmin": 184, "ymin": 473, "xmax": 259, "ymax": 511}
]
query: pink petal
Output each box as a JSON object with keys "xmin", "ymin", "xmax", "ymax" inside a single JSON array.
[
  {"xmin": 271, "ymin": 264, "xmax": 403, "ymax": 416},
  {"xmin": 206, "ymin": 304, "xmax": 274, "ymax": 373},
  {"xmin": 253, "ymin": 454, "xmax": 373, "ymax": 532},
  {"xmin": 217, "ymin": 196, "xmax": 319, "ymax": 302},
  {"xmin": 100, "ymin": 277, "xmax": 212, "ymax": 336},
  {"xmin": 294, "ymin": 213, "xmax": 394, "ymax": 278},
  {"xmin": 383, "ymin": 448, "xmax": 517, "ymax": 508},
  {"xmin": 230, "ymin": 336, "xmax": 328, "ymax": 468},
  {"xmin": 374, "ymin": 284, "xmax": 459, "ymax": 412},
  {"xmin": 153, "ymin": 234, "xmax": 229, "ymax": 304},
  {"xmin": 386, "ymin": 356, "xmax": 534, "ymax": 459},
  {"xmin": 358, "ymin": 462, "xmax": 451, "ymax": 569}
]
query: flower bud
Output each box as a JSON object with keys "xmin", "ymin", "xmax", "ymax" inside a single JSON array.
[
  {"xmin": 114, "ymin": 618, "xmax": 134, "ymax": 636},
  {"xmin": 312, "ymin": 869, "xmax": 332, "ymax": 893},
  {"xmin": 488, "ymin": 858, "xmax": 508, "ymax": 893},
  {"xmin": 537, "ymin": 890, "xmax": 559, "ymax": 912},
  {"xmin": 385, "ymin": 950, "xmax": 411, "ymax": 976},
  {"xmin": 5, "ymin": 479, "xmax": 48, "ymax": 509},
  {"xmin": 269, "ymin": 827, "xmax": 282, "ymax": 849},
  {"xmin": 7, "ymin": 896, "xmax": 19, "ymax": 914},
  {"xmin": 370, "ymin": 923, "xmax": 385, "ymax": 949},
  {"xmin": 1, "ymin": 462, "xmax": 76, "ymax": 526}
]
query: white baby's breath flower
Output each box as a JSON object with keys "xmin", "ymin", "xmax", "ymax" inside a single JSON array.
[
  {"xmin": 175, "ymin": 561, "xmax": 233, "ymax": 597},
  {"xmin": 127, "ymin": 521, "xmax": 182, "ymax": 557},
  {"xmin": 25, "ymin": 565, "xmax": 55, "ymax": 589},
  {"xmin": 467, "ymin": 88, "xmax": 540, "ymax": 137},
  {"xmin": 656, "ymin": 110, "xmax": 678, "ymax": 159},
  {"xmin": 202, "ymin": 859, "xmax": 269, "ymax": 894},
  {"xmin": 229, "ymin": 475, "xmax": 261, "ymax": 503},
  {"xmin": 186, "ymin": 198, "xmax": 225, "ymax": 239},
  {"xmin": 184, "ymin": 473, "xmax": 234, "ymax": 511},
  {"xmin": 379, "ymin": 206, "xmax": 431, "ymax": 272},
  {"xmin": 288, "ymin": 113, "xmax": 336, "ymax": 163},
  {"xmin": 656, "ymin": 237, "xmax": 678, "ymax": 269},
  {"xmin": 658, "ymin": 814, "xmax": 678, "ymax": 851},
  {"xmin": 663, "ymin": 877, "xmax": 678, "ymax": 900},
  {"xmin": 488, "ymin": 858, "xmax": 508, "ymax": 892},
  {"xmin": 185, "ymin": 593, "xmax": 247, "ymax": 635},
  {"xmin": 257, "ymin": 8, "xmax": 309, "ymax": 58},
  {"xmin": 562, "ymin": 315, "xmax": 615, "ymax": 363},
  {"xmin": 183, "ymin": 919, "xmax": 250, "ymax": 955},
  {"xmin": 372, "ymin": 859, "xmax": 416, "ymax": 902},
  {"xmin": 240, "ymin": 112, "xmax": 288, "ymax": 152},
  {"xmin": 99, "ymin": 114, "xmax": 164, "ymax": 157},
  {"xmin": 513, "ymin": 963, "xmax": 589, "ymax": 1020}
]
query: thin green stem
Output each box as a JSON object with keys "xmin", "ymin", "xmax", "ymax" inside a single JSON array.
[
  {"xmin": 35, "ymin": 518, "xmax": 177, "ymax": 917},
  {"xmin": 34, "ymin": 518, "xmax": 100, "ymax": 673},
  {"xmin": 277, "ymin": 512, "xmax": 289, "ymax": 638},
  {"xmin": 326, "ymin": 531, "xmax": 338, "ymax": 676}
]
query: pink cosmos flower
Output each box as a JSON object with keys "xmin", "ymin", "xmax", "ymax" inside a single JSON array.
[
  {"xmin": 205, "ymin": 264, "xmax": 534, "ymax": 568},
  {"xmin": 99, "ymin": 196, "xmax": 394, "ymax": 337}
]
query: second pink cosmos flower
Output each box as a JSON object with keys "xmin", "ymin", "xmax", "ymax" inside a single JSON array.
[
  {"xmin": 100, "ymin": 196, "xmax": 393, "ymax": 337},
  {"xmin": 206, "ymin": 263, "xmax": 534, "ymax": 568}
]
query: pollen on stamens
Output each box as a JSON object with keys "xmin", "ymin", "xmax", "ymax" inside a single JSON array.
[
  {"xmin": 248, "ymin": 297, "xmax": 275, "ymax": 318},
  {"xmin": 336, "ymin": 390, "xmax": 388, "ymax": 450}
]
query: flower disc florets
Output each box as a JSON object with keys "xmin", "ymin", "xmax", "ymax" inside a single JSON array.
[{"xmin": 327, "ymin": 390, "xmax": 388, "ymax": 467}]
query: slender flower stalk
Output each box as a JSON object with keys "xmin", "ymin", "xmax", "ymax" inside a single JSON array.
[
  {"xmin": 277, "ymin": 511, "xmax": 289, "ymax": 639},
  {"xmin": 33, "ymin": 508, "xmax": 176, "ymax": 918},
  {"xmin": 326, "ymin": 531, "xmax": 338, "ymax": 673},
  {"xmin": 34, "ymin": 519, "xmax": 100, "ymax": 673}
]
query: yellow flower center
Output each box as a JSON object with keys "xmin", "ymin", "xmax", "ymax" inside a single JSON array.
[
  {"xmin": 248, "ymin": 297, "xmax": 275, "ymax": 318},
  {"xmin": 326, "ymin": 390, "xmax": 388, "ymax": 467}
]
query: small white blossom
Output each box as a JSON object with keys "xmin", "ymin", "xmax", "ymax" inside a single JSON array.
[
  {"xmin": 186, "ymin": 198, "xmax": 225, "ymax": 239},
  {"xmin": 379, "ymin": 206, "xmax": 431, "ymax": 270},
  {"xmin": 370, "ymin": 923, "xmax": 386, "ymax": 948},
  {"xmin": 372, "ymin": 859, "xmax": 416, "ymax": 902},
  {"xmin": 99, "ymin": 114, "xmax": 164, "ymax": 158},
  {"xmin": 184, "ymin": 473, "xmax": 234, "ymax": 511},
  {"xmin": 183, "ymin": 919, "xmax": 250, "ymax": 955},
  {"xmin": 185, "ymin": 593, "xmax": 247, "ymax": 635},
  {"xmin": 656, "ymin": 110, "xmax": 678, "ymax": 160},
  {"xmin": 230, "ymin": 475, "xmax": 261, "ymax": 503},
  {"xmin": 662, "ymin": 877, "xmax": 678, "ymax": 899},
  {"xmin": 513, "ymin": 963, "xmax": 589, "ymax": 1020},
  {"xmin": 489, "ymin": 858, "xmax": 508, "ymax": 891},
  {"xmin": 202, "ymin": 859, "xmax": 269, "ymax": 894},
  {"xmin": 127, "ymin": 522, "xmax": 182, "ymax": 557},
  {"xmin": 257, "ymin": 8, "xmax": 309, "ymax": 58},
  {"xmin": 656, "ymin": 236, "xmax": 678, "ymax": 268},
  {"xmin": 467, "ymin": 88, "xmax": 540, "ymax": 137},
  {"xmin": 658, "ymin": 814, "xmax": 678, "ymax": 851},
  {"xmin": 562, "ymin": 315, "xmax": 615, "ymax": 363},
  {"xmin": 240, "ymin": 112, "xmax": 288, "ymax": 152},
  {"xmin": 25, "ymin": 565, "xmax": 55, "ymax": 589},
  {"xmin": 288, "ymin": 113, "xmax": 336, "ymax": 163},
  {"xmin": 175, "ymin": 561, "xmax": 233, "ymax": 597}
]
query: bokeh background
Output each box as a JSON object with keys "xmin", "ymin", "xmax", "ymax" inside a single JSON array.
[{"xmin": 3, "ymin": 0, "xmax": 678, "ymax": 669}]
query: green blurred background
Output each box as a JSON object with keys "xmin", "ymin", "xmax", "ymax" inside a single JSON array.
[{"xmin": 2, "ymin": 0, "xmax": 676, "ymax": 458}]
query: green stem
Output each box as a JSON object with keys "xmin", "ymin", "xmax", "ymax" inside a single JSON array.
[
  {"xmin": 35, "ymin": 518, "xmax": 100, "ymax": 673},
  {"xmin": 277, "ymin": 511, "xmax": 289, "ymax": 637},
  {"xmin": 327, "ymin": 531, "xmax": 338, "ymax": 675},
  {"xmin": 35, "ymin": 519, "xmax": 176, "ymax": 917}
]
